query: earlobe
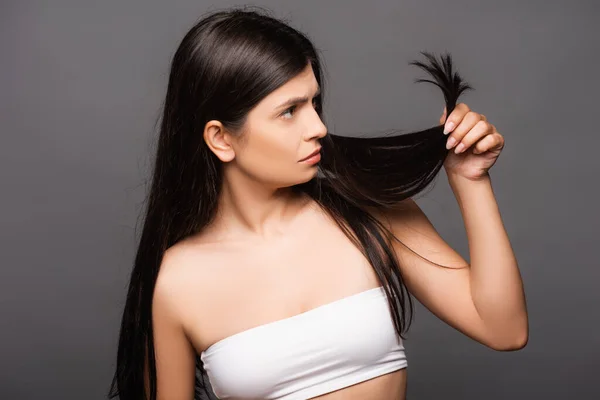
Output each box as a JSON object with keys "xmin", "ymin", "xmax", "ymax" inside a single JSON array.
[{"xmin": 203, "ymin": 120, "xmax": 235, "ymax": 162}]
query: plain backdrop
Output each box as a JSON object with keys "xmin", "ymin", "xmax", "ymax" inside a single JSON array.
[{"xmin": 2, "ymin": 0, "xmax": 598, "ymax": 399}]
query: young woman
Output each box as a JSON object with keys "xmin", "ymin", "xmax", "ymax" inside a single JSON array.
[{"xmin": 108, "ymin": 7, "xmax": 528, "ymax": 400}]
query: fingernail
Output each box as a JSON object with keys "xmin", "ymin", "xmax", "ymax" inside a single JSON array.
[
  {"xmin": 455, "ymin": 143, "xmax": 465, "ymax": 154},
  {"xmin": 446, "ymin": 137, "xmax": 456, "ymax": 149},
  {"xmin": 443, "ymin": 121, "xmax": 455, "ymax": 135}
]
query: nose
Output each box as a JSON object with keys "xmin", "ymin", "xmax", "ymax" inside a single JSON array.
[{"xmin": 306, "ymin": 112, "xmax": 328, "ymax": 141}]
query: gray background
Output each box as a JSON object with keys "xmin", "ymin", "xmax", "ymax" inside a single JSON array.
[{"xmin": 2, "ymin": 0, "xmax": 598, "ymax": 399}]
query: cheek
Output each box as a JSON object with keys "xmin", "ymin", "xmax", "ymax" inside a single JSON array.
[
  {"xmin": 237, "ymin": 128, "xmax": 302, "ymax": 181},
  {"xmin": 234, "ymin": 111, "xmax": 318, "ymax": 184},
  {"xmin": 251, "ymin": 129, "xmax": 299, "ymax": 164}
]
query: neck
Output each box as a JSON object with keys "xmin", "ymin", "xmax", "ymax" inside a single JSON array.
[{"xmin": 213, "ymin": 165, "xmax": 309, "ymax": 242}]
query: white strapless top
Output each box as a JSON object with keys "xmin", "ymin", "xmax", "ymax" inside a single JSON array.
[{"xmin": 200, "ymin": 286, "xmax": 407, "ymax": 399}]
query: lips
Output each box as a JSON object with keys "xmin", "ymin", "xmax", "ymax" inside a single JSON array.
[{"xmin": 300, "ymin": 147, "xmax": 321, "ymax": 161}]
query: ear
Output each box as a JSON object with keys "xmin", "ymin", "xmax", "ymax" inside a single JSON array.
[{"xmin": 203, "ymin": 120, "xmax": 236, "ymax": 162}]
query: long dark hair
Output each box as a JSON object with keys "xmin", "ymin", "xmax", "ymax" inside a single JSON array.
[{"xmin": 108, "ymin": 6, "xmax": 472, "ymax": 400}]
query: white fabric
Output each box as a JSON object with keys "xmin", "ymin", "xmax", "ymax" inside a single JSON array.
[{"xmin": 200, "ymin": 285, "xmax": 407, "ymax": 399}]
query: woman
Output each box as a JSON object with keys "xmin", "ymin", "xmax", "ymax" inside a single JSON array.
[{"xmin": 108, "ymin": 7, "xmax": 528, "ymax": 400}]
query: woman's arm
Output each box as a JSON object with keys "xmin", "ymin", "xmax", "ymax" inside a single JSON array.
[
  {"xmin": 148, "ymin": 262, "xmax": 197, "ymax": 399},
  {"xmin": 368, "ymin": 185, "xmax": 528, "ymax": 351},
  {"xmin": 447, "ymin": 172, "xmax": 528, "ymax": 348}
]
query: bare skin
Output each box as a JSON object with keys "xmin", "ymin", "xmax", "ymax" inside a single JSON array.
[
  {"xmin": 160, "ymin": 194, "xmax": 407, "ymax": 399},
  {"xmin": 149, "ymin": 62, "xmax": 409, "ymax": 399},
  {"xmin": 148, "ymin": 61, "xmax": 527, "ymax": 399}
]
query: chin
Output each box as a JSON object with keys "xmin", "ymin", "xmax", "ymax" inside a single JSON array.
[
  {"xmin": 291, "ymin": 170, "xmax": 319, "ymax": 186},
  {"xmin": 307, "ymin": 172, "xmax": 321, "ymax": 182}
]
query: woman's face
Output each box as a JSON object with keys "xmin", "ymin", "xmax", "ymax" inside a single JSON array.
[{"xmin": 207, "ymin": 63, "xmax": 328, "ymax": 188}]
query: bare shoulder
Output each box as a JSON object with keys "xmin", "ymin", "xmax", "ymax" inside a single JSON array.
[
  {"xmin": 160, "ymin": 239, "xmax": 219, "ymax": 285},
  {"xmin": 157, "ymin": 237, "xmax": 240, "ymax": 352},
  {"xmin": 363, "ymin": 197, "xmax": 424, "ymax": 236},
  {"xmin": 157, "ymin": 238, "xmax": 226, "ymax": 314},
  {"xmin": 364, "ymin": 197, "xmax": 420, "ymax": 223},
  {"xmin": 364, "ymin": 198, "xmax": 466, "ymax": 268},
  {"xmin": 149, "ymin": 241, "xmax": 217, "ymax": 398}
]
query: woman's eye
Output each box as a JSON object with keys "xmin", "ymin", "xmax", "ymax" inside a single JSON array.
[
  {"xmin": 281, "ymin": 106, "xmax": 296, "ymax": 119},
  {"xmin": 281, "ymin": 99, "xmax": 319, "ymax": 120}
]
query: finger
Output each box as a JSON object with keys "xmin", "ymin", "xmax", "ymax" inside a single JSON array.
[
  {"xmin": 472, "ymin": 132, "xmax": 503, "ymax": 154},
  {"xmin": 443, "ymin": 103, "xmax": 470, "ymax": 135},
  {"xmin": 440, "ymin": 106, "xmax": 447, "ymax": 124},
  {"xmin": 453, "ymin": 120, "xmax": 493, "ymax": 154},
  {"xmin": 445, "ymin": 110, "xmax": 481, "ymax": 149}
]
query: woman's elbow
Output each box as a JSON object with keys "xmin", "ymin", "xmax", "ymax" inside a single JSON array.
[{"xmin": 488, "ymin": 328, "xmax": 529, "ymax": 351}]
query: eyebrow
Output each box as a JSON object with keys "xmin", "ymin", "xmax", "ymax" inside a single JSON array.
[{"xmin": 274, "ymin": 86, "xmax": 321, "ymax": 111}]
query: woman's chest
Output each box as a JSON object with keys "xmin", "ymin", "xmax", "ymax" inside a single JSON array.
[{"xmin": 184, "ymin": 212, "xmax": 382, "ymax": 355}]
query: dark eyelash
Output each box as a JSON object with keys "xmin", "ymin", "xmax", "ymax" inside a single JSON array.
[
  {"xmin": 282, "ymin": 105, "xmax": 297, "ymax": 115},
  {"xmin": 282, "ymin": 98, "xmax": 320, "ymax": 117}
]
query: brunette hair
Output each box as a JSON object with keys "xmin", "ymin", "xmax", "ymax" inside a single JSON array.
[{"xmin": 108, "ymin": 6, "xmax": 472, "ymax": 400}]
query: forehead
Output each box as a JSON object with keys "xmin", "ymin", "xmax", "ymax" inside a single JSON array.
[{"xmin": 262, "ymin": 64, "xmax": 319, "ymax": 104}]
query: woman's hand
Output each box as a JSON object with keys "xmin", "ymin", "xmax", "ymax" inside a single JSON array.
[{"xmin": 440, "ymin": 103, "xmax": 505, "ymax": 181}]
